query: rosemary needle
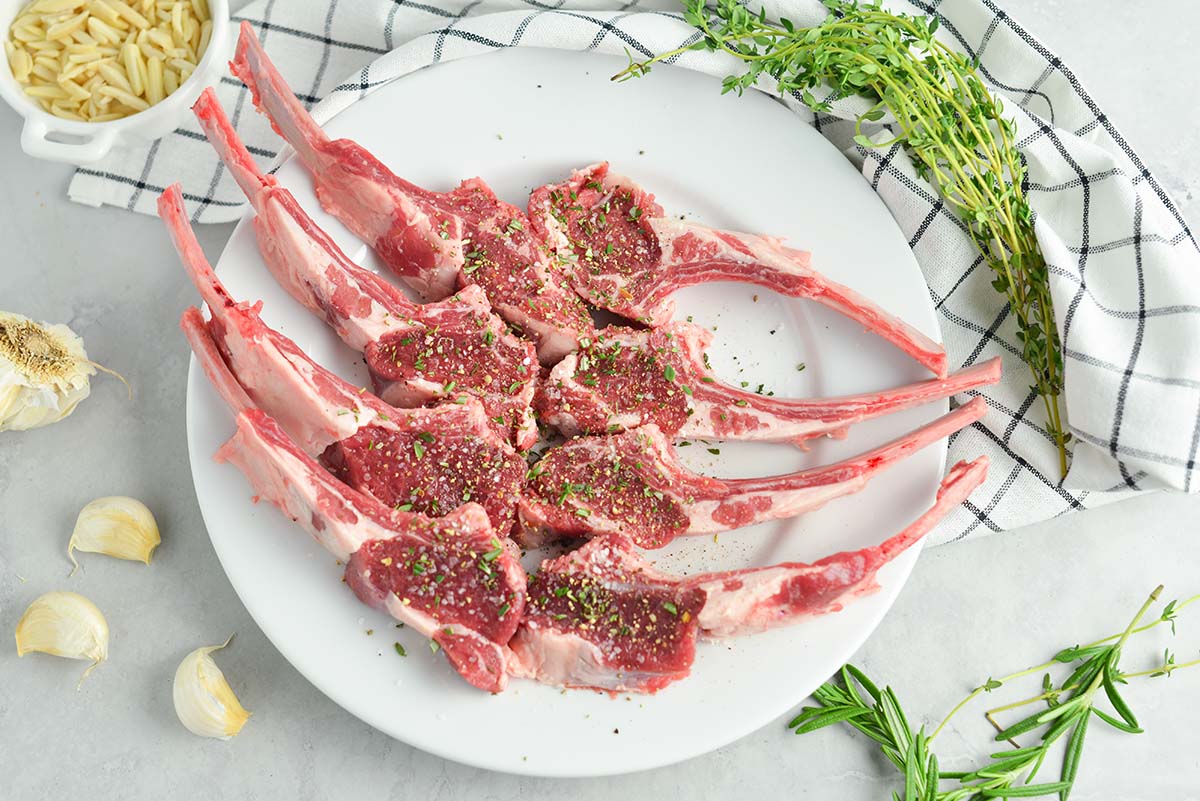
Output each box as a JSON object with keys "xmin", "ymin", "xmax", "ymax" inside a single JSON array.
[{"xmin": 787, "ymin": 586, "xmax": 1200, "ymax": 800}]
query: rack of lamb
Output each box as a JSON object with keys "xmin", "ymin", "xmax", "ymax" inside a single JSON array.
[{"xmin": 162, "ymin": 25, "xmax": 997, "ymax": 696}]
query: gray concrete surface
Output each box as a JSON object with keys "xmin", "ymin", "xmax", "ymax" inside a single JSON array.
[{"xmin": 1, "ymin": 1, "xmax": 1198, "ymax": 798}]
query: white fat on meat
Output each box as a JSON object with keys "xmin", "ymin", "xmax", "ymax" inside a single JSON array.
[
  {"xmin": 256, "ymin": 203, "xmax": 398, "ymax": 348},
  {"xmin": 217, "ymin": 414, "xmax": 387, "ymax": 561}
]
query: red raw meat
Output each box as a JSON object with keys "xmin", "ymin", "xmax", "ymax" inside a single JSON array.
[
  {"xmin": 162, "ymin": 185, "xmax": 526, "ymax": 534},
  {"xmin": 192, "ymin": 88, "xmax": 539, "ymax": 450},
  {"xmin": 518, "ymin": 397, "xmax": 986, "ymax": 548},
  {"xmin": 188, "ymin": 331, "xmax": 525, "ymax": 692},
  {"xmin": 170, "ymin": 40, "xmax": 997, "ymax": 694},
  {"xmin": 230, "ymin": 22, "xmax": 594, "ymax": 364},
  {"xmin": 528, "ymin": 162, "xmax": 947, "ymax": 377},
  {"xmin": 538, "ymin": 321, "xmax": 1000, "ymax": 441},
  {"xmin": 508, "ymin": 457, "xmax": 987, "ymax": 692}
]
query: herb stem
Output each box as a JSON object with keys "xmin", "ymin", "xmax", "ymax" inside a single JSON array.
[
  {"xmin": 987, "ymin": 688, "xmax": 1065, "ymax": 718},
  {"xmin": 1080, "ymin": 593, "xmax": 1200, "ymax": 648},
  {"xmin": 982, "ymin": 648, "xmax": 1200, "ymax": 722},
  {"xmin": 931, "ymin": 658, "xmax": 1057, "ymax": 740},
  {"xmin": 931, "ymin": 586, "xmax": 1182, "ymax": 741},
  {"xmin": 985, "ymin": 708, "xmax": 1018, "ymax": 746},
  {"xmin": 1121, "ymin": 658, "xmax": 1200, "ymax": 680}
]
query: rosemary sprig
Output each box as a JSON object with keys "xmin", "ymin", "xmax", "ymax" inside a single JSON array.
[
  {"xmin": 787, "ymin": 586, "xmax": 1200, "ymax": 800},
  {"xmin": 615, "ymin": 0, "xmax": 1071, "ymax": 476}
]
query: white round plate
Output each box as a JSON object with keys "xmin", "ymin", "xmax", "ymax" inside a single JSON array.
[{"xmin": 186, "ymin": 48, "xmax": 945, "ymax": 777}]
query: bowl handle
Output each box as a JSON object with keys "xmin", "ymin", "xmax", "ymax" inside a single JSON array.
[{"xmin": 20, "ymin": 117, "xmax": 119, "ymax": 164}]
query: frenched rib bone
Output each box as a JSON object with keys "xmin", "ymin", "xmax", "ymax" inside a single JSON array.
[
  {"xmin": 162, "ymin": 186, "xmax": 526, "ymax": 535},
  {"xmin": 518, "ymin": 397, "xmax": 986, "ymax": 548},
  {"xmin": 686, "ymin": 457, "xmax": 988, "ymax": 638},
  {"xmin": 190, "ymin": 348, "xmax": 525, "ymax": 691},
  {"xmin": 529, "ymin": 162, "xmax": 948, "ymax": 377},
  {"xmin": 508, "ymin": 457, "xmax": 987, "ymax": 692},
  {"xmin": 539, "ymin": 321, "xmax": 1001, "ymax": 441},
  {"xmin": 229, "ymin": 22, "xmax": 594, "ymax": 364},
  {"xmin": 192, "ymin": 87, "xmax": 539, "ymax": 450}
]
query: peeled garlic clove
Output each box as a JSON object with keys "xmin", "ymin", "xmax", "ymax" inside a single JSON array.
[
  {"xmin": 173, "ymin": 637, "xmax": 251, "ymax": 740},
  {"xmin": 0, "ymin": 311, "xmax": 95, "ymax": 432},
  {"xmin": 15, "ymin": 591, "xmax": 109, "ymax": 686},
  {"xmin": 69, "ymin": 496, "xmax": 161, "ymax": 573}
]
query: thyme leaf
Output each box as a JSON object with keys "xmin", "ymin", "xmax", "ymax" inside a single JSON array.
[{"xmin": 615, "ymin": 0, "xmax": 1071, "ymax": 475}]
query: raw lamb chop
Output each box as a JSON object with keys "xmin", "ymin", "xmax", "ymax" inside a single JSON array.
[
  {"xmin": 528, "ymin": 162, "xmax": 947, "ymax": 377},
  {"xmin": 229, "ymin": 22, "xmax": 594, "ymax": 363},
  {"xmin": 192, "ymin": 88, "xmax": 539, "ymax": 450},
  {"xmin": 187, "ymin": 324, "xmax": 525, "ymax": 692},
  {"xmin": 162, "ymin": 185, "xmax": 525, "ymax": 534},
  {"xmin": 518, "ymin": 396, "xmax": 986, "ymax": 548},
  {"xmin": 539, "ymin": 321, "xmax": 1001, "ymax": 441},
  {"xmin": 509, "ymin": 457, "xmax": 987, "ymax": 692}
]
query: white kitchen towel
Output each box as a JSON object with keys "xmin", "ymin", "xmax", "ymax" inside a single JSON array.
[{"xmin": 67, "ymin": 0, "xmax": 1200, "ymax": 544}]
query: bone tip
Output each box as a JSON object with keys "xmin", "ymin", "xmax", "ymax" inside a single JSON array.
[
  {"xmin": 179, "ymin": 305, "xmax": 203, "ymax": 334},
  {"xmin": 962, "ymin": 395, "xmax": 987, "ymax": 418},
  {"xmin": 236, "ymin": 20, "xmax": 263, "ymax": 65},
  {"xmin": 157, "ymin": 182, "xmax": 184, "ymax": 219},
  {"xmin": 230, "ymin": 21, "xmax": 258, "ymax": 80},
  {"xmin": 944, "ymin": 456, "xmax": 989, "ymax": 491},
  {"xmin": 192, "ymin": 85, "xmax": 218, "ymax": 117}
]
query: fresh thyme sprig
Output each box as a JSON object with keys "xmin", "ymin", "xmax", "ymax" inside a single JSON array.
[
  {"xmin": 787, "ymin": 586, "xmax": 1200, "ymax": 800},
  {"xmin": 614, "ymin": 0, "xmax": 1071, "ymax": 476}
]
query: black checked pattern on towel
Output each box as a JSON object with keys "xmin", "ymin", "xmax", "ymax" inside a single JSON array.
[{"xmin": 65, "ymin": 0, "xmax": 1200, "ymax": 544}]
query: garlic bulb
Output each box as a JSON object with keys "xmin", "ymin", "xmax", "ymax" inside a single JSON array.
[
  {"xmin": 173, "ymin": 638, "xmax": 251, "ymax": 740},
  {"xmin": 0, "ymin": 311, "xmax": 95, "ymax": 432},
  {"xmin": 15, "ymin": 591, "xmax": 109, "ymax": 686},
  {"xmin": 69, "ymin": 496, "xmax": 161, "ymax": 574}
]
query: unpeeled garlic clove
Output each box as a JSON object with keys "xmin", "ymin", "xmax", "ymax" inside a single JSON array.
[
  {"xmin": 15, "ymin": 591, "xmax": 109, "ymax": 686},
  {"xmin": 173, "ymin": 637, "xmax": 251, "ymax": 740},
  {"xmin": 0, "ymin": 311, "xmax": 94, "ymax": 432},
  {"xmin": 69, "ymin": 496, "xmax": 161, "ymax": 574}
]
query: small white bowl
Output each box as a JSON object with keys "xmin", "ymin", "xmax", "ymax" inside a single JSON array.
[{"xmin": 0, "ymin": 0, "xmax": 230, "ymax": 165}]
